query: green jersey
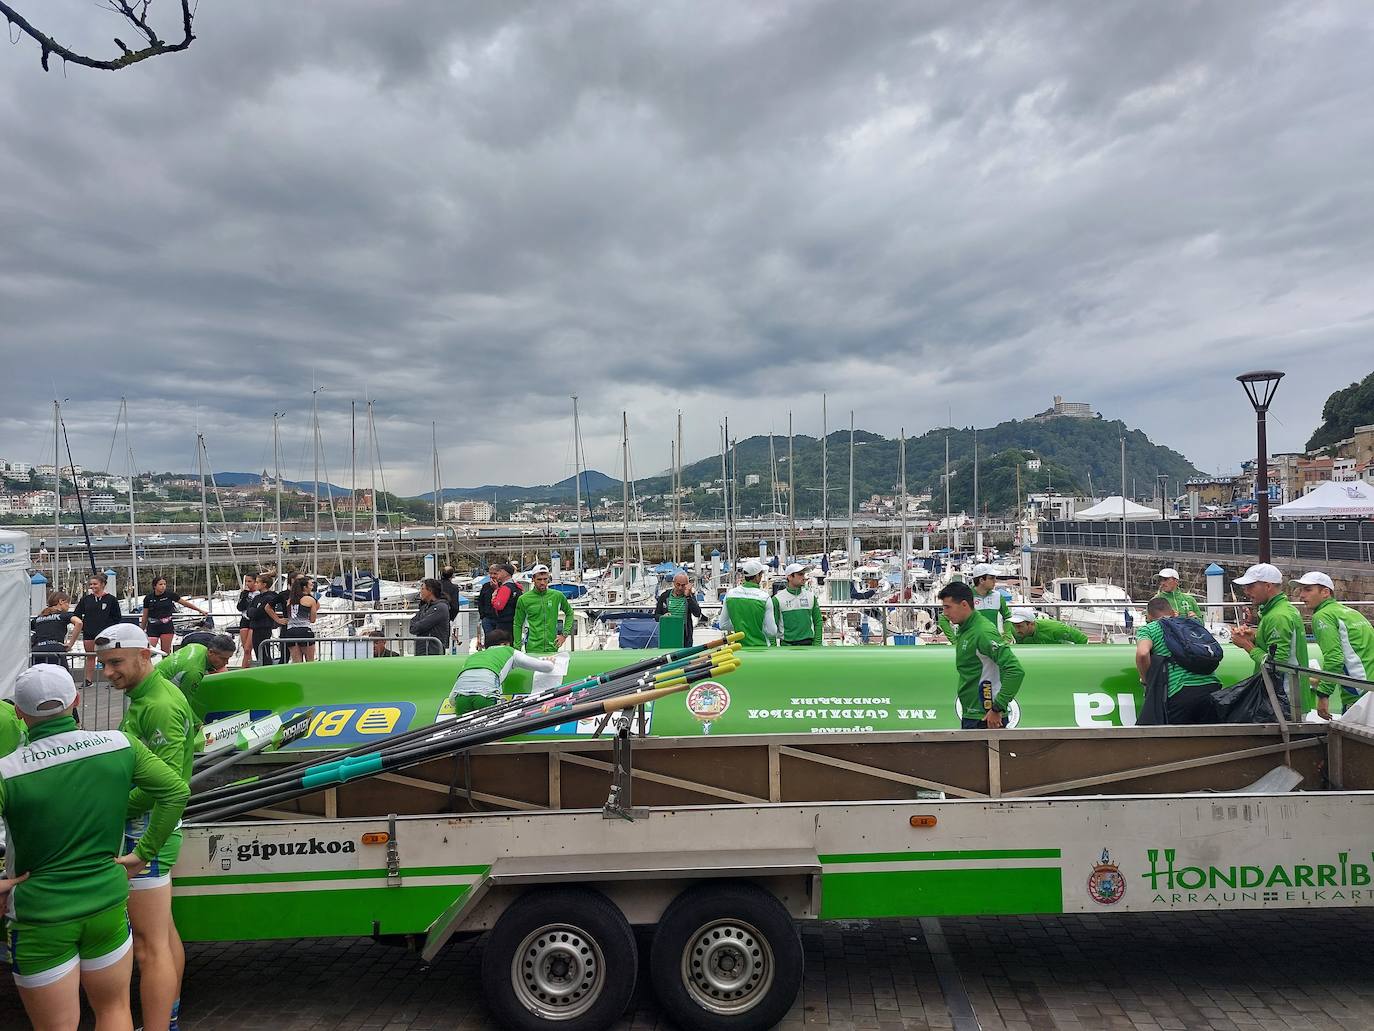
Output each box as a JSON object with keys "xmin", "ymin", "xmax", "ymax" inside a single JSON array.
[
  {"xmin": 0, "ymin": 715, "xmax": 188, "ymax": 923},
  {"xmin": 772, "ymin": 587, "xmax": 822, "ymax": 645},
  {"xmin": 460, "ymin": 645, "xmax": 552, "ymax": 683},
  {"xmin": 720, "ymin": 583, "xmax": 778, "ymax": 647},
  {"xmin": 1155, "ymin": 587, "xmax": 1203, "ymax": 621},
  {"xmin": 952, "ymin": 615, "xmax": 1024, "ymax": 716},
  {"xmin": 940, "ymin": 590, "xmax": 1014, "ymax": 642},
  {"xmin": 119, "ymin": 667, "xmax": 195, "ymax": 822},
  {"xmin": 1014, "ymin": 617, "xmax": 1089, "ymax": 645},
  {"xmin": 1138, "ymin": 621, "xmax": 1220, "ymax": 698},
  {"xmin": 1309, "ymin": 597, "xmax": 1374, "ymax": 699},
  {"xmin": 0, "ymin": 701, "xmax": 22, "ymax": 758},
  {"xmin": 1247, "ymin": 592, "xmax": 1312, "ymax": 712},
  {"xmin": 158, "ymin": 643, "xmax": 210, "ymax": 715},
  {"xmin": 513, "ymin": 588, "xmax": 576, "ymax": 653}
]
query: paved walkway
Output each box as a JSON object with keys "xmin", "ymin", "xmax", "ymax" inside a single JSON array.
[{"xmin": 2, "ymin": 909, "xmax": 1370, "ymax": 1029}]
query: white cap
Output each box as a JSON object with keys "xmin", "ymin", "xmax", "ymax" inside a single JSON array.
[
  {"xmin": 1009, "ymin": 607, "xmax": 1036, "ymax": 624},
  {"xmin": 969, "ymin": 563, "xmax": 996, "ymax": 579},
  {"xmin": 13, "ymin": 664, "xmax": 78, "ymax": 719},
  {"xmin": 783, "ymin": 562, "xmax": 809, "ymax": 576},
  {"xmin": 1293, "ymin": 571, "xmax": 1335, "ymax": 591},
  {"xmin": 740, "ymin": 558, "xmax": 767, "ymax": 577},
  {"xmin": 93, "ymin": 622, "xmax": 162, "ymax": 656},
  {"xmin": 528, "ymin": 564, "xmax": 550, "ymax": 575},
  {"xmin": 358, "ymin": 623, "xmax": 383, "ymax": 637},
  {"xmin": 1233, "ymin": 563, "xmax": 1283, "ymax": 586},
  {"xmin": 1157, "ymin": 567, "xmax": 1181, "ymax": 580}
]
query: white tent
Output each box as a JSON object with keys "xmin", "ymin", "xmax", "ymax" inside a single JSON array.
[
  {"xmin": 0, "ymin": 529, "xmax": 30, "ymax": 701},
  {"xmin": 1074, "ymin": 496, "xmax": 1160, "ymax": 521},
  {"xmin": 1271, "ymin": 480, "xmax": 1374, "ymax": 519}
]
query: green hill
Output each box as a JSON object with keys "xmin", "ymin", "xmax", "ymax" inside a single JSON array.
[
  {"xmin": 641, "ymin": 417, "xmax": 1200, "ymax": 518},
  {"xmin": 1307, "ymin": 369, "xmax": 1374, "ymax": 452}
]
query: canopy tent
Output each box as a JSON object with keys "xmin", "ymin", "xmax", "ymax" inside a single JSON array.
[
  {"xmin": 1074, "ymin": 496, "xmax": 1160, "ymax": 522},
  {"xmin": 1271, "ymin": 480, "xmax": 1374, "ymax": 519},
  {"xmin": 0, "ymin": 529, "xmax": 30, "ymax": 701}
]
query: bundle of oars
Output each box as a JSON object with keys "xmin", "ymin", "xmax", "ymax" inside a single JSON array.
[{"xmin": 185, "ymin": 633, "xmax": 745, "ymax": 824}]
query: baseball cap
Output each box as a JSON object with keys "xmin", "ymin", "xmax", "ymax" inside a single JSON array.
[
  {"xmin": 1233, "ymin": 563, "xmax": 1282, "ymax": 586},
  {"xmin": 93, "ymin": 622, "xmax": 161, "ymax": 656},
  {"xmin": 1157, "ymin": 567, "xmax": 1181, "ymax": 580},
  {"xmin": 969, "ymin": 563, "xmax": 996, "ymax": 579},
  {"xmin": 1292, "ymin": 571, "xmax": 1335, "ymax": 591},
  {"xmin": 783, "ymin": 562, "xmax": 809, "ymax": 576},
  {"xmin": 13, "ymin": 664, "xmax": 78, "ymax": 719},
  {"xmin": 740, "ymin": 558, "xmax": 767, "ymax": 576},
  {"xmin": 528, "ymin": 564, "xmax": 550, "ymax": 575},
  {"xmin": 1009, "ymin": 607, "xmax": 1036, "ymax": 624}
]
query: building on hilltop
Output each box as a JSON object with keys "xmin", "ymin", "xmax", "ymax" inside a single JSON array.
[{"xmin": 1032, "ymin": 395, "xmax": 1097, "ymax": 420}]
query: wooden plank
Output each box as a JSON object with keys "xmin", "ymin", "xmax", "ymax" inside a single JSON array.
[
  {"xmin": 1001, "ymin": 738, "xmax": 1323, "ymax": 798},
  {"xmin": 776, "ymin": 745, "xmax": 985, "ymax": 800},
  {"xmin": 324, "ymin": 788, "xmax": 338, "ymax": 819},
  {"xmin": 768, "ymin": 744, "xmax": 781, "ymax": 803},
  {"xmin": 548, "ymin": 752, "xmax": 562, "ymax": 809},
  {"xmin": 986, "ymin": 738, "xmax": 1001, "ymax": 799},
  {"xmin": 559, "ymin": 753, "xmax": 769, "ymax": 804},
  {"xmin": 374, "ymin": 772, "xmax": 544, "ymax": 812}
]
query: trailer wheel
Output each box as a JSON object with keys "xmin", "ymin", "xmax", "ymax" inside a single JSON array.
[
  {"xmin": 481, "ymin": 888, "xmax": 637, "ymax": 1031},
  {"xmin": 649, "ymin": 882, "xmax": 802, "ymax": 1031}
]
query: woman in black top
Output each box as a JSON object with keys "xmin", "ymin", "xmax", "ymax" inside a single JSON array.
[
  {"xmin": 275, "ymin": 576, "xmax": 319, "ymax": 663},
  {"xmin": 73, "ymin": 571, "xmax": 122, "ymax": 687},
  {"xmin": 236, "ymin": 573, "xmax": 262, "ymax": 669},
  {"xmin": 140, "ymin": 576, "xmax": 209, "ymax": 654},
  {"xmin": 241, "ymin": 573, "xmax": 281, "ymax": 666},
  {"xmin": 29, "ymin": 591, "xmax": 82, "ymax": 665}
]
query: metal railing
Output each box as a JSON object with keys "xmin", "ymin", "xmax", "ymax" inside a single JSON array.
[
  {"xmin": 1038, "ymin": 517, "xmax": 1374, "ymax": 564},
  {"xmin": 258, "ymin": 634, "xmax": 446, "ymax": 664}
]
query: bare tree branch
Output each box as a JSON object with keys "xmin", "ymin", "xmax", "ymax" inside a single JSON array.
[{"xmin": 0, "ymin": 0, "xmax": 194, "ymax": 72}]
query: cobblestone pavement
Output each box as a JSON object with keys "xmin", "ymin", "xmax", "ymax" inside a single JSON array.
[{"xmin": 2, "ymin": 909, "xmax": 1371, "ymax": 1029}]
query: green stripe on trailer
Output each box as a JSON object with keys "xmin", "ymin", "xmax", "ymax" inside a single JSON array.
[
  {"xmin": 820, "ymin": 866, "xmax": 1064, "ymax": 918},
  {"xmin": 173, "ymin": 883, "xmax": 472, "ymax": 941},
  {"xmin": 819, "ymin": 848, "xmax": 1061, "ymax": 864},
  {"xmin": 173, "ymin": 863, "xmax": 489, "ymax": 887}
]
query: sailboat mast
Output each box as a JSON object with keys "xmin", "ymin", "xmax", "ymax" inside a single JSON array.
[
  {"xmin": 720, "ymin": 425, "xmax": 730, "ymax": 575},
  {"xmin": 675, "ymin": 410, "xmax": 683, "ymax": 566},
  {"xmin": 121, "ymin": 399, "xmax": 138, "ymax": 595},
  {"xmin": 273, "ymin": 413, "xmax": 283, "ymax": 580},
  {"xmin": 53, "ymin": 400, "xmax": 61, "ymax": 591},
  {"xmin": 311, "ymin": 389, "xmax": 321, "ymax": 573},
  {"xmin": 621, "ymin": 412, "xmax": 631, "ymax": 587},
  {"xmin": 369, "ymin": 402, "xmax": 380, "ymax": 594},
  {"xmin": 944, "ymin": 433, "xmax": 952, "ymax": 553},
  {"xmin": 198, "ymin": 434, "xmax": 212, "ymax": 597},
  {"xmin": 847, "ymin": 412, "xmax": 855, "ymax": 570},
  {"xmin": 973, "ymin": 426, "xmax": 980, "ymax": 559},
  {"xmin": 432, "ymin": 421, "xmax": 440, "ymax": 548},
  {"xmin": 571, "ymin": 397, "xmax": 584, "ymax": 574},
  {"xmin": 821, "ymin": 393, "xmax": 829, "ymax": 557},
  {"xmin": 350, "ymin": 402, "xmax": 359, "ymax": 593},
  {"xmin": 1120, "ymin": 435, "xmax": 1128, "ymax": 592},
  {"xmin": 787, "ymin": 411, "xmax": 795, "ymax": 563},
  {"xmin": 769, "ymin": 433, "xmax": 781, "ymax": 563},
  {"xmin": 899, "ymin": 428, "xmax": 908, "ymax": 588}
]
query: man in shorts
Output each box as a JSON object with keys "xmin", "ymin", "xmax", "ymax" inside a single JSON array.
[
  {"xmin": 1, "ymin": 664, "xmax": 188, "ymax": 1030},
  {"xmin": 98, "ymin": 622, "xmax": 196, "ymax": 1031}
]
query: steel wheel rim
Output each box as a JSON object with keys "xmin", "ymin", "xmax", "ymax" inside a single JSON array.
[
  {"xmin": 511, "ymin": 923, "xmax": 605, "ymax": 1020},
  {"xmin": 680, "ymin": 918, "xmax": 774, "ymax": 1014}
]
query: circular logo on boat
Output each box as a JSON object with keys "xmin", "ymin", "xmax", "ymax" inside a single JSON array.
[
  {"xmin": 1087, "ymin": 848, "xmax": 1125, "ymax": 905},
  {"xmin": 686, "ymin": 681, "xmax": 731, "ymax": 734},
  {"xmin": 953, "ymin": 696, "xmax": 1020, "ymax": 728}
]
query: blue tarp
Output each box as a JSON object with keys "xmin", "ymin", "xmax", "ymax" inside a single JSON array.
[
  {"xmin": 617, "ymin": 617, "xmax": 660, "ymax": 649},
  {"xmin": 652, "ymin": 562, "xmax": 685, "ymax": 575},
  {"xmin": 551, "ymin": 583, "xmax": 587, "ymax": 600}
]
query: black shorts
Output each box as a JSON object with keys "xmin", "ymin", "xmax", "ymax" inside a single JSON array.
[
  {"xmin": 147, "ymin": 618, "xmax": 175, "ymax": 638},
  {"xmin": 781, "ymin": 638, "xmax": 815, "ymax": 647},
  {"xmin": 30, "ymin": 641, "xmax": 67, "ymax": 665},
  {"xmin": 281, "ymin": 626, "xmax": 315, "ymax": 642}
]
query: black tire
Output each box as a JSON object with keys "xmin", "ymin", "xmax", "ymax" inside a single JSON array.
[
  {"xmin": 481, "ymin": 888, "xmax": 637, "ymax": 1031},
  {"xmin": 648, "ymin": 882, "xmax": 803, "ymax": 1031}
]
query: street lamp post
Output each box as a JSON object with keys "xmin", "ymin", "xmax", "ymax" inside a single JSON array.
[{"xmin": 1237, "ymin": 370, "xmax": 1285, "ymax": 564}]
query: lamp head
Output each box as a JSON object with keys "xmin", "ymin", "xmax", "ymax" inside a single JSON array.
[{"xmin": 1237, "ymin": 370, "xmax": 1284, "ymax": 412}]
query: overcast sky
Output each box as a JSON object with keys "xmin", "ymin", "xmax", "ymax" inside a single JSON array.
[{"xmin": 2, "ymin": 1, "xmax": 1372, "ymax": 494}]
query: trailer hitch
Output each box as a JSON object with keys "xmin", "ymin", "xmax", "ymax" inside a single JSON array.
[{"xmin": 602, "ymin": 712, "xmax": 647, "ymax": 822}]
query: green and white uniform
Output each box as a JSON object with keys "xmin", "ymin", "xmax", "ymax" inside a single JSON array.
[
  {"xmin": 953, "ymin": 616, "xmax": 1024, "ymax": 723},
  {"xmin": 513, "ymin": 588, "xmax": 575, "ymax": 654},
  {"xmin": 940, "ymin": 589, "xmax": 1014, "ymax": 642},
  {"xmin": 1309, "ymin": 597, "xmax": 1374, "ymax": 704},
  {"xmin": 1155, "ymin": 587, "xmax": 1203, "ymax": 621},
  {"xmin": 1014, "ymin": 617, "xmax": 1088, "ymax": 645},
  {"xmin": 158, "ymin": 643, "xmax": 211, "ymax": 718},
  {"xmin": 773, "ymin": 586, "xmax": 822, "ymax": 646},
  {"xmin": 0, "ymin": 703, "xmax": 22, "ymax": 759},
  {"xmin": 438, "ymin": 645, "xmax": 556, "ymax": 719},
  {"xmin": 1247, "ymin": 593, "xmax": 1312, "ymax": 713},
  {"xmin": 119, "ymin": 668, "xmax": 195, "ymax": 888},
  {"xmin": 1, "ymin": 716, "xmax": 188, "ymax": 987},
  {"xmin": 719, "ymin": 583, "xmax": 778, "ymax": 648}
]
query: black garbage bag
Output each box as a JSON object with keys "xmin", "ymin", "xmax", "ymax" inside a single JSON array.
[
  {"xmin": 1137, "ymin": 656, "xmax": 1171, "ymax": 726},
  {"xmin": 1210, "ymin": 672, "xmax": 1291, "ymax": 724}
]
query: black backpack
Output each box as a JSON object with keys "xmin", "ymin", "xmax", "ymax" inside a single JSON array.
[{"xmin": 1158, "ymin": 616, "xmax": 1222, "ymax": 675}]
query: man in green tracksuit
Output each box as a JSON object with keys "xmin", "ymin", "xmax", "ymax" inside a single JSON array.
[
  {"xmin": 1295, "ymin": 571, "xmax": 1374, "ymax": 719},
  {"xmin": 1154, "ymin": 567, "xmax": 1203, "ymax": 621},
  {"xmin": 158, "ymin": 634, "xmax": 236, "ymax": 720},
  {"xmin": 438, "ymin": 628, "xmax": 557, "ymax": 719},
  {"xmin": 1008, "ymin": 608, "xmax": 1089, "ymax": 644},
  {"xmin": 513, "ymin": 565, "xmax": 576, "ymax": 653},
  {"xmin": 938, "ymin": 582, "xmax": 1024, "ymax": 729},
  {"xmin": 939, "ymin": 564, "xmax": 1014, "ymax": 642},
  {"xmin": 1229, "ymin": 563, "xmax": 1311, "ymax": 713},
  {"xmin": 97, "ymin": 622, "xmax": 196, "ymax": 1031},
  {"xmin": 1, "ymin": 664, "xmax": 188, "ymax": 1030},
  {"xmin": 0, "ymin": 699, "xmax": 21, "ymax": 758},
  {"xmin": 719, "ymin": 558, "xmax": 778, "ymax": 647},
  {"xmin": 773, "ymin": 563, "xmax": 823, "ymax": 646}
]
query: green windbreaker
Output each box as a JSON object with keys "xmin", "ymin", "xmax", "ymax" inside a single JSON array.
[
  {"xmin": 1014, "ymin": 617, "xmax": 1088, "ymax": 645},
  {"xmin": 1309, "ymin": 597, "xmax": 1374, "ymax": 700},
  {"xmin": 513, "ymin": 588, "xmax": 575, "ymax": 653},
  {"xmin": 720, "ymin": 583, "xmax": 778, "ymax": 648},
  {"xmin": 1247, "ymin": 593, "xmax": 1311, "ymax": 712},
  {"xmin": 773, "ymin": 587, "xmax": 822, "ymax": 645},
  {"xmin": 1155, "ymin": 587, "xmax": 1203, "ymax": 621},
  {"xmin": 119, "ymin": 667, "xmax": 195, "ymax": 821},
  {"xmin": 953, "ymin": 616, "xmax": 1024, "ymax": 717}
]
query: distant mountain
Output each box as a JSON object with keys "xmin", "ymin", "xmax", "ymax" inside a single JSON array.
[
  {"xmin": 1307, "ymin": 369, "xmax": 1374, "ymax": 452},
  {"xmin": 209, "ymin": 472, "xmax": 351, "ymax": 497},
  {"xmin": 412, "ymin": 469, "xmax": 621, "ymax": 504}
]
